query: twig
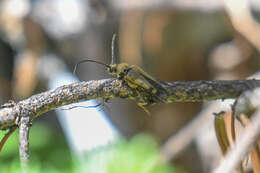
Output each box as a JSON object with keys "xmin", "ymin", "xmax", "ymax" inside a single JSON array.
[
  {"xmin": 164, "ymin": 80, "xmax": 260, "ymax": 102},
  {"xmin": 19, "ymin": 116, "xmax": 30, "ymax": 170},
  {"xmin": 0, "ymin": 79, "xmax": 126, "ymax": 130},
  {"xmin": 212, "ymin": 109, "xmax": 260, "ymax": 173},
  {"xmin": 1, "ymin": 79, "xmax": 260, "ymax": 130}
]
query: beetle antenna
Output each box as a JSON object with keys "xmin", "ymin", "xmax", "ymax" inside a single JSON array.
[
  {"xmin": 111, "ymin": 34, "xmax": 117, "ymax": 64},
  {"xmin": 73, "ymin": 59, "xmax": 111, "ymax": 75}
]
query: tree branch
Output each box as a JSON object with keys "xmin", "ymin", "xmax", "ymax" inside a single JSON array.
[
  {"xmin": 1, "ymin": 79, "xmax": 260, "ymax": 130},
  {"xmin": 164, "ymin": 80, "xmax": 260, "ymax": 102},
  {"xmin": 0, "ymin": 79, "xmax": 127, "ymax": 130}
]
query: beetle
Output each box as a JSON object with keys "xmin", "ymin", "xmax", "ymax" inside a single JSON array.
[{"xmin": 73, "ymin": 35, "xmax": 168, "ymax": 114}]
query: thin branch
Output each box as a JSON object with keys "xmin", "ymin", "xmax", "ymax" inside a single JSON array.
[
  {"xmin": 164, "ymin": 80, "xmax": 260, "ymax": 102},
  {"xmin": 1, "ymin": 79, "xmax": 260, "ymax": 130},
  {"xmin": 0, "ymin": 79, "xmax": 127, "ymax": 130},
  {"xmin": 19, "ymin": 116, "xmax": 30, "ymax": 170}
]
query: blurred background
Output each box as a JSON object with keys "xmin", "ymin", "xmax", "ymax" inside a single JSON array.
[{"xmin": 0, "ymin": 0, "xmax": 260, "ymax": 172}]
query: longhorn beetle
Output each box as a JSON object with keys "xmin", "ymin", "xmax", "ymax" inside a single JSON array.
[{"xmin": 74, "ymin": 34, "xmax": 168, "ymax": 114}]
